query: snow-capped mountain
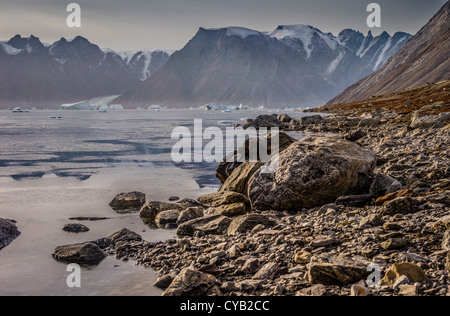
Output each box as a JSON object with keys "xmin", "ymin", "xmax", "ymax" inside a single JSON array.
[
  {"xmin": 270, "ymin": 25, "xmax": 411, "ymax": 92},
  {"xmin": 116, "ymin": 25, "xmax": 411, "ymax": 108},
  {"xmin": 116, "ymin": 26, "xmax": 334, "ymax": 108},
  {"xmin": 0, "ymin": 35, "xmax": 170, "ymax": 108}
]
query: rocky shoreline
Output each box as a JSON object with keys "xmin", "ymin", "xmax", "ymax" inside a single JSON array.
[{"xmin": 48, "ymin": 102, "xmax": 449, "ymax": 296}]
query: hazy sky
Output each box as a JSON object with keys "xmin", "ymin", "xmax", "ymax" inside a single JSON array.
[{"xmin": 0, "ymin": 0, "xmax": 447, "ymax": 51}]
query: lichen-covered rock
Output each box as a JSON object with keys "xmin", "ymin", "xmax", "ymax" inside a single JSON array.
[
  {"xmin": 162, "ymin": 268, "xmax": 217, "ymax": 296},
  {"xmin": 249, "ymin": 136, "xmax": 376, "ymax": 211},
  {"xmin": 0, "ymin": 218, "xmax": 20, "ymax": 250}
]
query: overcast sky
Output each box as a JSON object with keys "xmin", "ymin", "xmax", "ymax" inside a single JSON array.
[{"xmin": 0, "ymin": 0, "xmax": 447, "ymax": 51}]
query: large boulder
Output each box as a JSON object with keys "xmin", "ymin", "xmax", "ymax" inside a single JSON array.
[
  {"xmin": 177, "ymin": 215, "xmax": 232, "ymax": 237},
  {"xmin": 162, "ymin": 268, "xmax": 217, "ymax": 296},
  {"xmin": 52, "ymin": 242, "xmax": 106, "ymax": 266},
  {"xmin": 248, "ymin": 136, "xmax": 376, "ymax": 211},
  {"xmin": 0, "ymin": 219, "xmax": 21, "ymax": 250},
  {"xmin": 216, "ymin": 132, "xmax": 296, "ymax": 185},
  {"xmin": 109, "ymin": 191, "xmax": 146, "ymax": 213}
]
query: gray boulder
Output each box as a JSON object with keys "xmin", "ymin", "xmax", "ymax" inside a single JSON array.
[{"xmin": 249, "ymin": 136, "xmax": 376, "ymax": 211}]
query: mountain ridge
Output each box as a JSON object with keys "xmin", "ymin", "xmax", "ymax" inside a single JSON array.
[
  {"xmin": 327, "ymin": 1, "xmax": 450, "ymax": 105},
  {"xmin": 116, "ymin": 25, "xmax": 411, "ymax": 108},
  {"xmin": 0, "ymin": 35, "xmax": 170, "ymax": 108}
]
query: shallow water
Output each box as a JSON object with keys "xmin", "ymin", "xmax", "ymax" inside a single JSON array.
[{"xmin": 0, "ymin": 109, "xmax": 308, "ymax": 296}]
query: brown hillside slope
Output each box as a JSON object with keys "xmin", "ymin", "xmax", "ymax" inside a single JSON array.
[{"xmin": 316, "ymin": 80, "xmax": 450, "ymax": 116}]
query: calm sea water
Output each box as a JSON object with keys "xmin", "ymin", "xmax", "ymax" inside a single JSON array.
[{"xmin": 0, "ymin": 109, "xmax": 307, "ymax": 296}]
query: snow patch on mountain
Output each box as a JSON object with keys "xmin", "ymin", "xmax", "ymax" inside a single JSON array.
[
  {"xmin": 270, "ymin": 25, "xmax": 315, "ymax": 58},
  {"xmin": 224, "ymin": 27, "xmax": 262, "ymax": 38},
  {"xmin": 270, "ymin": 25, "xmax": 338, "ymax": 58},
  {"xmin": 0, "ymin": 42, "xmax": 23, "ymax": 55},
  {"xmin": 373, "ymin": 37, "xmax": 393, "ymax": 70},
  {"xmin": 327, "ymin": 51, "xmax": 345, "ymax": 75}
]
